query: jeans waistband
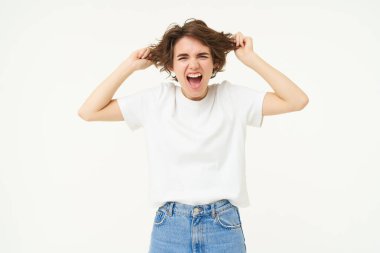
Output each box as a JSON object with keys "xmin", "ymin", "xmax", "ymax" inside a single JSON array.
[{"xmin": 158, "ymin": 199, "xmax": 234, "ymax": 218}]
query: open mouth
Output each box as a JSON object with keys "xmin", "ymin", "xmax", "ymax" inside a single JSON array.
[{"xmin": 186, "ymin": 74, "xmax": 203, "ymax": 89}]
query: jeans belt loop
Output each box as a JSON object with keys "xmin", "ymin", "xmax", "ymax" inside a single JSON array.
[
  {"xmin": 167, "ymin": 202, "xmax": 174, "ymax": 216},
  {"xmin": 211, "ymin": 202, "xmax": 216, "ymax": 218}
]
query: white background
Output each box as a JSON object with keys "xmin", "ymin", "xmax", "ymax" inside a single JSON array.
[{"xmin": 1, "ymin": 0, "xmax": 379, "ymax": 252}]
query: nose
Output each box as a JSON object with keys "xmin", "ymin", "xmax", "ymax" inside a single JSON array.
[{"xmin": 188, "ymin": 58, "xmax": 200, "ymax": 69}]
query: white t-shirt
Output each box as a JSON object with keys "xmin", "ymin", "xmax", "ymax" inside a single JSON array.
[{"xmin": 117, "ymin": 80, "xmax": 266, "ymax": 210}]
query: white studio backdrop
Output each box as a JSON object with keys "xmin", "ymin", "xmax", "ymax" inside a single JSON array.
[{"xmin": 1, "ymin": 0, "xmax": 379, "ymax": 252}]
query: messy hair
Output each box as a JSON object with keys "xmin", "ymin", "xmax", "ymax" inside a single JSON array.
[{"xmin": 148, "ymin": 18, "xmax": 237, "ymax": 82}]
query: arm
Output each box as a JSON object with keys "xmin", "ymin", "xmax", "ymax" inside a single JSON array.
[
  {"xmin": 78, "ymin": 47, "xmax": 153, "ymax": 121},
  {"xmin": 232, "ymin": 32, "xmax": 309, "ymax": 115}
]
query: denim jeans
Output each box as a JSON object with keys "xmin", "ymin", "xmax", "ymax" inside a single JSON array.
[{"xmin": 148, "ymin": 199, "xmax": 247, "ymax": 253}]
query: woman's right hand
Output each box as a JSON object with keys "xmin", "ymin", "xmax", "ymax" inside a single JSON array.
[{"xmin": 125, "ymin": 47, "xmax": 153, "ymax": 72}]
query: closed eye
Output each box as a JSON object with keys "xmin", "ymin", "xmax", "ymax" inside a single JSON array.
[{"xmin": 178, "ymin": 56, "xmax": 208, "ymax": 60}]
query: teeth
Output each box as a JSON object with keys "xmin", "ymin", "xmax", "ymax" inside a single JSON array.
[{"xmin": 187, "ymin": 73, "xmax": 202, "ymax": 78}]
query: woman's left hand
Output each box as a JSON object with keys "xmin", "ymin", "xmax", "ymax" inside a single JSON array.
[{"xmin": 232, "ymin": 32, "xmax": 255, "ymax": 66}]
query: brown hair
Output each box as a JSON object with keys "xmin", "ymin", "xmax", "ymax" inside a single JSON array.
[{"xmin": 148, "ymin": 18, "xmax": 237, "ymax": 82}]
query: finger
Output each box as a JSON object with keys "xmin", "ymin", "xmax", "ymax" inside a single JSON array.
[
  {"xmin": 138, "ymin": 48, "xmax": 147, "ymax": 58},
  {"xmin": 242, "ymin": 37, "xmax": 246, "ymax": 47},
  {"xmin": 142, "ymin": 48, "xmax": 150, "ymax": 58},
  {"xmin": 142, "ymin": 48, "xmax": 149, "ymax": 58},
  {"xmin": 245, "ymin": 37, "xmax": 252, "ymax": 48},
  {"xmin": 240, "ymin": 34, "xmax": 245, "ymax": 47},
  {"xmin": 239, "ymin": 33, "xmax": 245, "ymax": 47},
  {"xmin": 246, "ymin": 37, "xmax": 253, "ymax": 49}
]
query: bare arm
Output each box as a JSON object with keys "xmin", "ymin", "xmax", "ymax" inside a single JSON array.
[
  {"xmin": 232, "ymin": 32, "xmax": 309, "ymax": 115},
  {"xmin": 246, "ymin": 53, "xmax": 309, "ymax": 113},
  {"xmin": 78, "ymin": 47, "xmax": 152, "ymax": 121}
]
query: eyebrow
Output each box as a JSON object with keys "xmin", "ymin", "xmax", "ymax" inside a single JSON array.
[{"xmin": 176, "ymin": 52, "xmax": 210, "ymax": 58}]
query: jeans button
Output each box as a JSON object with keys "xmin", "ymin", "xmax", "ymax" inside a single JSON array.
[{"xmin": 193, "ymin": 207, "xmax": 201, "ymax": 216}]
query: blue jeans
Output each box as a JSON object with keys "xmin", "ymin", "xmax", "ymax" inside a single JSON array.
[{"xmin": 148, "ymin": 199, "xmax": 247, "ymax": 253}]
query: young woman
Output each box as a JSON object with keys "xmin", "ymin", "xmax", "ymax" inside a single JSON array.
[{"xmin": 78, "ymin": 18, "xmax": 308, "ymax": 253}]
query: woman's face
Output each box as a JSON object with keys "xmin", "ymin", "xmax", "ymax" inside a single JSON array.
[{"xmin": 170, "ymin": 36, "xmax": 217, "ymax": 101}]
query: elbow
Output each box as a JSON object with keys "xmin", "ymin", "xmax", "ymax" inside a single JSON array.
[
  {"xmin": 288, "ymin": 95, "xmax": 309, "ymax": 111},
  {"xmin": 294, "ymin": 95, "xmax": 309, "ymax": 111},
  {"xmin": 78, "ymin": 109, "xmax": 91, "ymax": 121}
]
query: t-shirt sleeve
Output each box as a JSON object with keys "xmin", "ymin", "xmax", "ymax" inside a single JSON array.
[
  {"xmin": 228, "ymin": 82, "xmax": 267, "ymax": 128},
  {"xmin": 116, "ymin": 88, "xmax": 152, "ymax": 131}
]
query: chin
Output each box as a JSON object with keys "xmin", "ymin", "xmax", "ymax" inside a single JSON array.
[{"xmin": 184, "ymin": 85, "xmax": 208, "ymax": 100}]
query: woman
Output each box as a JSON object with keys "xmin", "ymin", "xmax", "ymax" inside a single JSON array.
[{"xmin": 78, "ymin": 18, "xmax": 308, "ymax": 253}]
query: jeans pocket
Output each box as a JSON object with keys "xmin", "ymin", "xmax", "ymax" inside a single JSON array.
[
  {"xmin": 153, "ymin": 208, "xmax": 169, "ymax": 226},
  {"xmin": 215, "ymin": 205, "xmax": 242, "ymax": 230}
]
